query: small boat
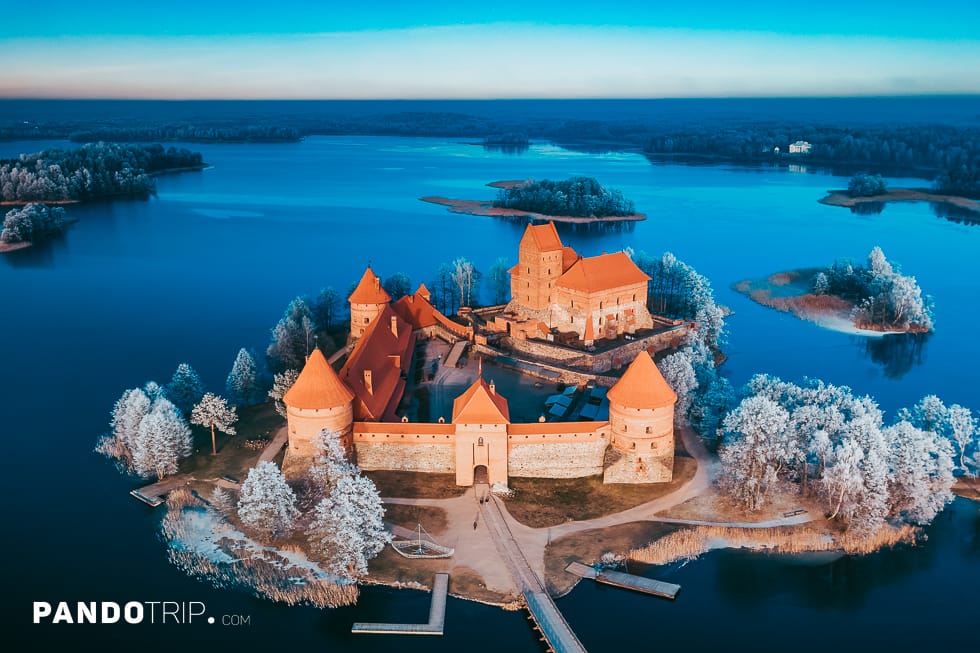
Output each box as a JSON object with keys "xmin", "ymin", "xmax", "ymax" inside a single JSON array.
[{"xmin": 391, "ymin": 523, "xmax": 454, "ymax": 559}]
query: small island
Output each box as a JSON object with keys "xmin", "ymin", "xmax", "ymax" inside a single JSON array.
[
  {"xmin": 736, "ymin": 246, "xmax": 934, "ymax": 335},
  {"xmin": 819, "ymin": 172, "xmax": 980, "ymax": 217},
  {"xmin": 421, "ymin": 176, "xmax": 645, "ymax": 223},
  {"xmin": 0, "ymin": 204, "xmax": 75, "ymax": 252}
]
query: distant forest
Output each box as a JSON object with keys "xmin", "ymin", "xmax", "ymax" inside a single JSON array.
[
  {"xmin": 493, "ymin": 177, "xmax": 636, "ymax": 217},
  {"xmin": 0, "ymin": 143, "xmax": 204, "ymax": 202},
  {"xmin": 1, "ymin": 101, "xmax": 977, "ymax": 194}
]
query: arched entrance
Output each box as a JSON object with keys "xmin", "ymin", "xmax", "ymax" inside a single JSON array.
[{"xmin": 473, "ymin": 465, "xmax": 489, "ymax": 485}]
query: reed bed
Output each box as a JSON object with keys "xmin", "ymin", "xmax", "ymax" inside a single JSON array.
[{"xmin": 629, "ymin": 523, "xmax": 919, "ymax": 565}]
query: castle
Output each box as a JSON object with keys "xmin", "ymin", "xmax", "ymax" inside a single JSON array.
[{"xmin": 282, "ymin": 223, "xmax": 679, "ymax": 486}]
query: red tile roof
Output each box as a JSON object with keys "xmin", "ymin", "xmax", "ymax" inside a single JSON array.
[
  {"xmin": 562, "ymin": 246, "xmax": 580, "ymax": 272},
  {"xmin": 523, "ymin": 222, "xmax": 563, "ymax": 252},
  {"xmin": 556, "ymin": 251, "xmax": 650, "ymax": 293},
  {"xmin": 282, "ymin": 348, "xmax": 354, "ymax": 410},
  {"xmin": 349, "ymin": 266, "xmax": 392, "ymax": 304},
  {"xmin": 607, "ymin": 351, "xmax": 677, "ymax": 409},
  {"xmin": 452, "ymin": 379, "xmax": 510, "ymax": 424},
  {"xmin": 392, "ymin": 292, "xmax": 439, "ymax": 329},
  {"xmin": 341, "ymin": 304, "xmax": 415, "ymax": 421}
]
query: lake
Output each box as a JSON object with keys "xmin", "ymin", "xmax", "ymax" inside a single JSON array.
[{"xmin": 2, "ymin": 136, "xmax": 978, "ymax": 651}]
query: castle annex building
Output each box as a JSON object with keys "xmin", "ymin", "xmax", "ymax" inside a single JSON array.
[{"xmin": 282, "ymin": 225, "xmax": 679, "ymax": 486}]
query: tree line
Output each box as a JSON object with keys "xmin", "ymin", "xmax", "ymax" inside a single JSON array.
[
  {"xmin": 68, "ymin": 125, "xmax": 301, "ymax": 144},
  {"xmin": 493, "ymin": 176, "xmax": 636, "ymax": 218},
  {"xmin": 0, "ymin": 143, "xmax": 204, "ymax": 203},
  {"xmin": 1, "ymin": 204, "xmax": 70, "ymax": 244}
]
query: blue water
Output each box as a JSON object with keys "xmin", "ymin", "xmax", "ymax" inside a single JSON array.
[{"xmin": 2, "ymin": 136, "xmax": 978, "ymax": 651}]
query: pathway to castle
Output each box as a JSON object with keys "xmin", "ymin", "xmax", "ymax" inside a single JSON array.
[{"xmin": 382, "ymin": 425, "xmax": 813, "ymax": 598}]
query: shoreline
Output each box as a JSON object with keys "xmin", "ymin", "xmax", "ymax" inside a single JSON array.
[
  {"xmin": 420, "ymin": 195, "xmax": 646, "ymax": 224},
  {"xmin": 819, "ymin": 188, "xmax": 980, "ymax": 214}
]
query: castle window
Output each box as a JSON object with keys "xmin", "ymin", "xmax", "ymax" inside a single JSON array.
[
  {"xmin": 646, "ymin": 426, "xmax": 652, "ymax": 434},
  {"xmin": 632, "ymin": 293, "xmax": 636, "ymax": 301},
  {"xmin": 651, "ymin": 442, "xmax": 655, "ymax": 450},
  {"xmin": 363, "ymin": 317, "xmax": 370, "ymax": 324},
  {"xmin": 617, "ymin": 297, "xmax": 620, "ymax": 305},
  {"xmin": 631, "ymin": 442, "xmax": 636, "ymax": 449},
  {"xmin": 624, "ymin": 424, "xmax": 627, "ymax": 432},
  {"xmin": 478, "ymin": 437, "xmax": 484, "ymax": 446},
  {"xmin": 548, "ymin": 268, "xmax": 551, "ymax": 275},
  {"xmin": 599, "ymin": 301, "xmax": 603, "ymax": 309}
]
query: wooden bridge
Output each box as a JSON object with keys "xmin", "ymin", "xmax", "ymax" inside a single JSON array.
[
  {"xmin": 565, "ymin": 561, "xmax": 680, "ymax": 599},
  {"xmin": 480, "ymin": 493, "xmax": 587, "ymax": 653},
  {"xmin": 351, "ymin": 573, "xmax": 448, "ymax": 636}
]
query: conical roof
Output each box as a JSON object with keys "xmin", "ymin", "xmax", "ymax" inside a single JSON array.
[
  {"xmin": 452, "ymin": 379, "xmax": 510, "ymax": 424},
  {"xmin": 606, "ymin": 350, "xmax": 677, "ymax": 409},
  {"xmin": 283, "ymin": 348, "xmax": 354, "ymax": 410},
  {"xmin": 348, "ymin": 267, "xmax": 391, "ymax": 304}
]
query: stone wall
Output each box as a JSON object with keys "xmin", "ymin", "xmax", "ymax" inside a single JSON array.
[
  {"xmin": 508, "ymin": 439, "xmax": 608, "ymax": 478},
  {"xmin": 354, "ymin": 442, "xmax": 455, "ymax": 473},
  {"xmin": 602, "ymin": 450, "xmax": 674, "ymax": 484},
  {"xmin": 504, "ymin": 327, "xmax": 687, "ymax": 374}
]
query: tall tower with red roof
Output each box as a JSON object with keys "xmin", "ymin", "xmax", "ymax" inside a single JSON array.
[
  {"xmin": 604, "ymin": 350, "xmax": 677, "ymax": 483},
  {"xmin": 348, "ymin": 266, "xmax": 391, "ymax": 341},
  {"xmin": 282, "ymin": 348, "xmax": 355, "ymax": 459}
]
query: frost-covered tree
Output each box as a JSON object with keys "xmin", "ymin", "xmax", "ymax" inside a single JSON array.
[
  {"xmin": 307, "ymin": 473, "xmax": 390, "ymax": 582},
  {"xmin": 720, "ymin": 395, "xmax": 791, "ymax": 511},
  {"xmin": 166, "ymin": 363, "xmax": 205, "ymax": 414},
  {"xmin": 1, "ymin": 203, "xmax": 70, "ymax": 243},
  {"xmin": 191, "ymin": 393, "xmax": 238, "ymax": 455},
  {"xmin": 95, "ymin": 386, "xmax": 152, "ymax": 472},
  {"xmin": 267, "ymin": 297, "xmax": 313, "ymax": 372},
  {"xmin": 237, "ymin": 461, "xmax": 299, "ymax": 540},
  {"xmin": 885, "ymin": 420, "xmax": 955, "ymax": 524},
  {"xmin": 210, "ymin": 486, "xmax": 235, "ymax": 514},
  {"xmin": 901, "ymin": 395, "xmax": 949, "ymax": 434},
  {"xmin": 308, "ymin": 431, "xmax": 357, "ymax": 494},
  {"xmin": 268, "ymin": 369, "xmax": 299, "ymax": 418},
  {"xmin": 946, "ymin": 404, "xmax": 977, "ymax": 471},
  {"xmin": 131, "ymin": 397, "xmax": 192, "ymax": 481},
  {"xmin": 657, "ymin": 348, "xmax": 698, "ymax": 420},
  {"xmin": 451, "ymin": 257, "xmax": 479, "ymax": 308},
  {"xmin": 226, "ymin": 348, "xmax": 260, "ymax": 406},
  {"xmin": 143, "ymin": 380, "xmax": 166, "ymax": 402}
]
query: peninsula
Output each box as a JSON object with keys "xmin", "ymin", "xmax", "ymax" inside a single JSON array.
[{"xmin": 819, "ymin": 187, "xmax": 980, "ymax": 216}]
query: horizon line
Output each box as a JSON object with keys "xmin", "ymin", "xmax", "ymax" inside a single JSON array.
[{"xmin": 3, "ymin": 93, "xmax": 979, "ymax": 102}]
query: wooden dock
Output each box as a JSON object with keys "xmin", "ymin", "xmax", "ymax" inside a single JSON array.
[
  {"xmin": 351, "ymin": 573, "xmax": 448, "ymax": 636},
  {"xmin": 565, "ymin": 561, "xmax": 680, "ymax": 600},
  {"xmin": 129, "ymin": 489, "xmax": 164, "ymax": 507}
]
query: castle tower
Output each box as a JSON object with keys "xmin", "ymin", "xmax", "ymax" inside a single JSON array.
[
  {"xmin": 603, "ymin": 350, "xmax": 677, "ymax": 483},
  {"xmin": 452, "ymin": 378, "xmax": 510, "ymax": 486},
  {"xmin": 509, "ymin": 222, "xmax": 565, "ymax": 311},
  {"xmin": 282, "ymin": 348, "xmax": 355, "ymax": 458},
  {"xmin": 348, "ymin": 266, "xmax": 391, "ymax": 341}
]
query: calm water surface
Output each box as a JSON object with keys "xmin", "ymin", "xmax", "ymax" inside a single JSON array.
[{"xmin": 2, "ymin": 137, "xmax": 977, "ymax": 650}]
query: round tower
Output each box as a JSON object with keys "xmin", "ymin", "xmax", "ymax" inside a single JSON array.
[
  {"xmin": 282, "ymin": 348, "xmax": 355, "ymax": 458},
  {"xmin": 348, "ymin": 266, "xmax": 391, "ymax": 341},
  {"xmin": 604, "ymin": 350, "xmax": 677, "ymax": 483}
]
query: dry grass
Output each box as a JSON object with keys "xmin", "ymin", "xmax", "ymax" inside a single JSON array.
[
  {"xmin": 365, "ymin": 470, "xmax": 467, "ymax": 499},
  {"xmin": 953, "ymin": 476, "xmax": 980, "ymax": 502},
  {"xmin": 630, "ymin": 523, "xmax": 919, "ymax": 566},
  {"xmin": 544, "ymin": 521, "xmax": 685, "ymax": 596},
  {"xmin": 768, "ymin": 271, "xmax": 799, "ymax": 286},
  {"xmin": 659, "ymin": 481, "xmax": 819, "ymax": 523},
  {"xmin": 365, "ymin": 546, "xmax": 449, "ymax": 588},
  {"xmin": 180, "ymin": 403, "xmax": 283, "ymax": 479},
  {"xmin": 503, "ymin": 456, "xmax": 697, "ymax": 528},
  {"xmin": 384, "ymin": 504, "xmax": 449, "ymax": 536}
]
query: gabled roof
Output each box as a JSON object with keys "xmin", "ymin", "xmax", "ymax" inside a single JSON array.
[
  {"xmin": 561, "ymin": 246, "xmax": 580, "ymax": 272},
  {"xmin": 556, "ymin": 251, "xmax": 650, "ymax": 293},
  {"xmin": 607, "ymin": 351, "xmax": 677, "ymax": 409},
  {"xmin": 392, "ymin": 291, "xmax": 439, "ymax": 329},
  {"xmin": 349, "ymin": 266, "xmax": 392, "ymax": 305},
  {"xmin": 452, "ymin": 379, "xmax": 510, "ymax": 424},
  {"xmin": 341, "ymin": 304, "xmax": 414, "ymax": 421},
  {"xmin": 282, "ymin": 348, "xmax": 354, "ymax": 410},
  {"xmin": 522, "ymin": 222, "xmax": 563, "ymax": 252}
]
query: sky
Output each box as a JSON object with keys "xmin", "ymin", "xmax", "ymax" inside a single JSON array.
[{"xmin": 1, "ymin": 1, "xmax": 978, "ymax": 99}]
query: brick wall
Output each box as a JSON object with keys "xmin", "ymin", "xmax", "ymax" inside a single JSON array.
[
  {"xmin": 354, "ymin": 442, "xmax": 456, "ymax": 473},
  {"xmin": 508, "ymin": 439, "xmax": 608, "ymax": 478}
]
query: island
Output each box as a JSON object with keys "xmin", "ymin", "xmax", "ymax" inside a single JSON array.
[
  {"xmin": 819, "ymin": 187, "xmax": 980, "ymax": 216},
  {"xmin": 735, "ymin": 246, "xmax": 933, "ymax": 335},
  {"xmin": 95, "ymin": 221, "xmax": 978, "ymax": 629},
  {"xmin": 421, "ymin": 176, "xmax": 646, "ymax": 224},
  {"xmin": 0, "ymin": 204, "xmax": 75, "ymax": 252}
]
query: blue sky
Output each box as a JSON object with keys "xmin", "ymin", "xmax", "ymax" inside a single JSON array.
[{"xmin": 1, "ymin": 1, "xmax": 978, "ymax": 98}]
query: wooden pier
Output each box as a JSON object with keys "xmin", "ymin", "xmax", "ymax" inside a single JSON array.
[
  {"xmin": 129, "ymin": 489, "xmax": 164, "ymax": 507},
  {"xmin": 565, "ymin": 561, "xmax": 681, "ymax": 600},
  {"xmin": 351, "ymin": 573, "xmax": 448, "ymax": 636}
]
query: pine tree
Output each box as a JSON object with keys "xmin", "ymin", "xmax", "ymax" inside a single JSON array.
[
  {"xmin": 226, "ymin": 348, "xmax": 259, "ymax": 406},
  {"xmin": 131, "ymin": 397, "xmax": 192, "ymax": 481},
  {"xmin": 268, "ymin": 369, "xmax": 299, "ymax": 418},
  {"xmin": 166, "ymin": 363, "xmax": 205, "ymax": 414},
  {"xmin": 238, "ymin": 461, "xmax": 299, "ymax": 540},
  {"xmin": 95, "ymin": 386, "xmax": 152, "ymax": 472},
  {"xmin": 191, "ymin": 393, "xmax": 238, "ymax": 455}
]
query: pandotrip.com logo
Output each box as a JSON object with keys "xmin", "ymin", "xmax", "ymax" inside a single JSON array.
[{"xmin": 33, "ymin": 601, "xmax": 251, "ymax": 626}]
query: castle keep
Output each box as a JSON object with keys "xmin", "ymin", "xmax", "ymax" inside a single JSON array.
[{"xmin": 282, "ymin": 223, "xmax": 679, "ymax": 486}]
